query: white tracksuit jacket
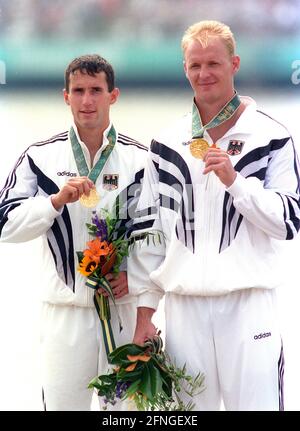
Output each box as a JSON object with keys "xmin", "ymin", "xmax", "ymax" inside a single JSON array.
[
  {"xmin": 0, "ymin": 123, "xmax": 147, "ymax": 307},
  {"xmin": 127, "ymin": 99, "xmax": 300, "ymax": 309}
]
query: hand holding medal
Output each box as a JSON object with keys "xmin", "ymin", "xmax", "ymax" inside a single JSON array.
[
  {"xmin": 203, "ymin": 145, "xmax": 237, "ymax": 187},
  {"xmin": 51, "ymin": 176, "xmax": 97, "ymax": 211}
]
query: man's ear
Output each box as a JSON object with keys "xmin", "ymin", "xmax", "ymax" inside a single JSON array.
[
  {"xmin": 110, "ymin": 87, "xmax": 120, "ymax": 105},
  {"xmin": 63, "ymin": 89, "xmax": 70, "ymax": 105},
  {"xmin": 232, "ymin": 55, "xmax": 240, "ymax": 75},
  {"xmin": 183, "ymin": 61, "xmax": 188, "ymax": 79}
]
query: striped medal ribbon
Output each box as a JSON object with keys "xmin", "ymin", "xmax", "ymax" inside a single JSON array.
[
  {"xmin": 70, "ymin": 124, "xmax": 116, "ymax": 206},
  {"xmin": 188, "ymin": 91, "xmax": 241, "ymax": 159}
]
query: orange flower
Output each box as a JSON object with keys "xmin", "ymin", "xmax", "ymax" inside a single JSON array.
[
  {"xmin": 127, "ymin": 354, "xmax": 151, "ymax": 363},
  {"xmin": 125, "ymin": 362, "xmax": 137, "ymax": 372},
  {"xmin": 83, "ymin": 238, "xmax": 114, "ymax": 264},
  {"xmin": 78, "ymin": 255, "xmax": 97, "ymax": 276},
  {"xmin": 124, "ymin": 354, "xmax": 150, "ymax": 373}
]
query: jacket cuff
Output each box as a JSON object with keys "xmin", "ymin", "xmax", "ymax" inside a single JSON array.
[
  {"xmin": 48, "ymin": 195, "xmax": 64, "ymax": 216},
  {"xmin": 226, "ymin": 172, "xmax": 247, "ymax": 198},
  {"xmin": 137, "ymin": 292, "xmax": 162, "ymax": 310}
]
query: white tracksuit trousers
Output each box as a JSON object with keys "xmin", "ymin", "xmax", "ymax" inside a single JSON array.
[
  {"xmin": 40, "ymin": 301, "xmax": 137, "ymax": 411},
  {"xmin": 165, "ymin": 288, "xmax": 283, "ymax": 411}
]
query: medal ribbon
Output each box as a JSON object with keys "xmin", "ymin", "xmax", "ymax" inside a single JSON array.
[
  {"xmin": 70, "ymin": 124, "xmax": 116, "ymax": 183},
  {"xmin": 192, "ymin": 91, "xmax": 241, "ymax": 139}
]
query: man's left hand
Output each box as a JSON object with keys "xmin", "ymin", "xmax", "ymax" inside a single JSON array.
[
  {"xmin": 203, "ymin": 147, "xmax": 237, "ymax": 187},
  {"xmin": 97, "ymin": 271, "xmax": 129, "ymax": 299}
]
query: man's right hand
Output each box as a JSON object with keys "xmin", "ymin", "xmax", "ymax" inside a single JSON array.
[
  {"xmin": 133, "ymin": 306, "xmax": 157, "ymax": 346},
  {"xmin": 51, "ymin": 176, "xmax": 94, "ymax": 210}
]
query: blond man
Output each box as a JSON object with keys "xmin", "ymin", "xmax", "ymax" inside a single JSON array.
[{"xmin": 128, "ymin": 21, "xmax": 300, "ymax": 411}]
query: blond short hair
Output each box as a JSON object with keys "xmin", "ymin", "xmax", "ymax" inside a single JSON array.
[{"xmin": 181, "ymin": 20, "xmax": 236, "ymax": 56}]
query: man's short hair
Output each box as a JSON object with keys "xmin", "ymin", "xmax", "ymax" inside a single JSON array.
[
  {"xmin": 181, "ymin": 20, "xmax": 236, "ymax": 57},
  {"xmin": 64, "ymin": 54, "xmax": 115, "ymax": 92}
]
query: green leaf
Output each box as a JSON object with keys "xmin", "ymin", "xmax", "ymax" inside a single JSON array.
[
  {"xmin": 88, "ymin": 376, "xmax": 100, "ymax": 389},
  {"xmin": 148, "ymin": 362, "xmax": 163, "ymax": 396},
  {"xmin": 109, "ymin": 343, "xmax": 145, "ymax": 364},
  {"xmin": 88, "ymin": 373, "xmax": 116, "ymax": 390},
  {"xmin": 86, "ymin": 223, "xmax": 97, "ymax": 231},
  {"xmin": 98, "ymin": 374, "xmax": 116, "ymax": 384},
  {"xmin": 76, "ymin": 251, "xmax": 84, "ymax": 263},
  {"xmin": 117, "ymin": 368, "xmax": 143, "ymax": 381},
  {"xmin": 139, "ymin": 362, "xmax": 163, "ymax": 402},
  {"xmin": 161, "ymin": 374, "xmax": 173, "ymax": 397},
  {"xmin": 124, "ymin": 379, "xmax": 142, "ymax": 398},
  {"xmin": 138, "ymin": 364, "xmax": 154, "ymax": 401}
]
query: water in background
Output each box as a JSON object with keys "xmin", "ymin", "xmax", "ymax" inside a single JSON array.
[{"xmin": 0, "ymin": 89, "xmax": 299, "ymax": 410}]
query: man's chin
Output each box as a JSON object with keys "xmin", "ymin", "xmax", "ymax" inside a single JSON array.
[
  {"xmin": 197, "ymin": 92, "xmax": 219, "ymax": 105},
  {"xmin": 76, "ymin": 121, "xmax": 99, "ymax": 130}
]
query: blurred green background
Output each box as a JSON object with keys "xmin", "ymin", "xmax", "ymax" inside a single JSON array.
[{"xmin": 0, "ymin": 0, "xmax": 299, "ymax": 89}]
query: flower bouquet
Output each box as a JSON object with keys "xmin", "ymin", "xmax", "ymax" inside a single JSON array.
[
  {"xmin": 88, "ymin": 334, "xmax": 205, "ymax": 411},
  {"xmin": 78, "ymin": 206, "xmax": 205, "ymax": 410},
  {"xmin": 77, "ymin": 208, "xmax": 164, "ymax": 356},
  {"xmin": 77, "ymin": 208, "xmax": 128, "ymax": 280}
]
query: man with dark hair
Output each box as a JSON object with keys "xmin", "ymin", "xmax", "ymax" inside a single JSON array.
[
  {"xmin": 0, "ymin": 54, "xmax": 148, "ymax": 410},
  {"xmin": 64, "ymin": 54, "xmax": 115, "ymax": 93}
]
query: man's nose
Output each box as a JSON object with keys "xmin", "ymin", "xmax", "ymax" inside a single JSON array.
[
  {"xmin": 198, "ymin": 65, "xmax": 210, "ymax": 79},
  {"xmin": 82, "ymin": 91, "xmax": 92, "ymax": 105}
]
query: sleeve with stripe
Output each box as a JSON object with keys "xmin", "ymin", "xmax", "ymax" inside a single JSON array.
[
  {"xmin": 227, "ymin": 137, "xmax": 300, "ymax": 240},
  {"xmin": 127, "ymin": 142, "xmax": 166, "ymax": 310},
  {"xmin": 0, "ymin": 151, "xmax": 60, "ymax": 243}
]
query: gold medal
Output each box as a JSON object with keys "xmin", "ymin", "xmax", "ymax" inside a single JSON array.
[
  {"xmin": 189, "ymin": 138, "xmax": 210, "ymax": 159},
  {"xmin": 79, "ymin": 188, "xmax": 100, "ymax": 208}
]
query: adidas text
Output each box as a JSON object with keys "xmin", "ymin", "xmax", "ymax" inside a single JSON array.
[
  {"xmin": 254, "ymin": 332, "xmax": 271, "ymax": 340},
  {"xmin": 57, "ymin": 171, "xmax": 77, "ymax": 177}
]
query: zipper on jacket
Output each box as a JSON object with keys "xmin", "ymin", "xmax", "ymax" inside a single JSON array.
[{"xmin": 201, "ymin": 173, "xmax": 214, "ymax": 290}]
